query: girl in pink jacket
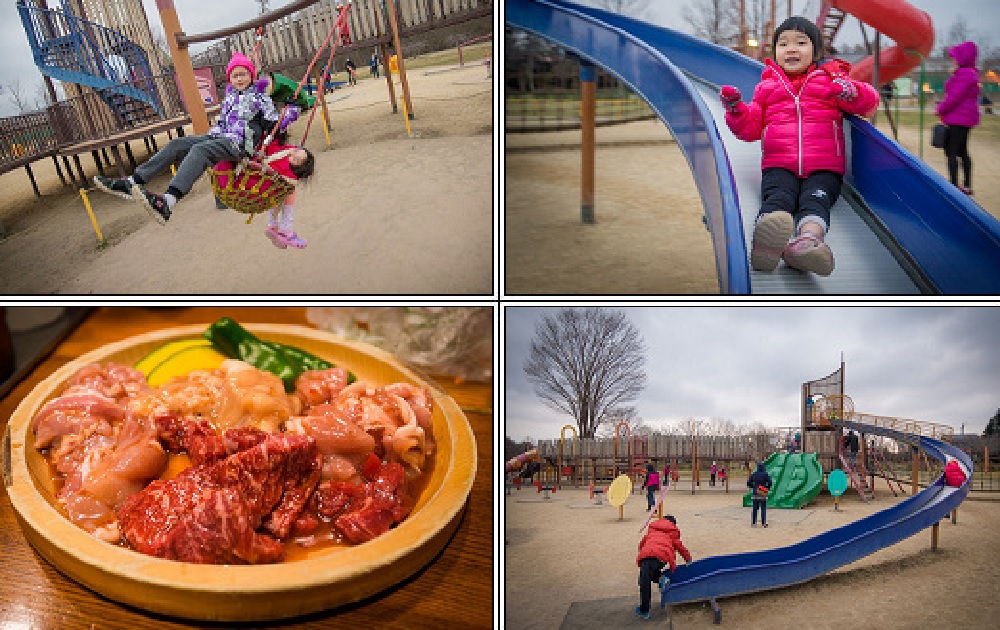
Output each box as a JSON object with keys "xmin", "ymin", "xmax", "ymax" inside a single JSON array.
[{"xmin": 720, "ymin": 17, "xmax": 878, "ymax": 276}]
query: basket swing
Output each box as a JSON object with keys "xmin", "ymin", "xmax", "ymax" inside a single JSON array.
[{"xmin": 210, "ymin": 7, "xmax": 350, "ymax": 223}]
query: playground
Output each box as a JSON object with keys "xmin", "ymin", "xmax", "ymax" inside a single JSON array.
[
  {"xmin": 504, "ymin": 366, "xmax": 1000, "ymax": 627},
  {"xmin": 505, "ymin": 0, "xmax": 1000, "ymax": 294},
  {"xmin": 504, "ymin": 482, "xmax": 1000, "ymax": 629},
  {"xmin": 0, "ymin": 56, "xmax": 492, "ymax": 294},
  {"xmin": 0, "ymin": 1, "xmax": 493, "ymax": 295},
  {"xmin": 505, "ymin": 114, "xmax": 1000, "ymax": 295}
]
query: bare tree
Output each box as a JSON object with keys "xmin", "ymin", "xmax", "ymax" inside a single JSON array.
[
  {"xmin": 590, "ymin": 0, "xmax": 653, "ymax": 20},
  {"xmin": 4, "ymin": 79, "xmax": 32, "ymax": 114},
  {"xmin": 524, "ymin": 308, "xmax": 647, "ymax": 439},
  {"xmin": 682, "ymin": 0, "xmax": 741, "ymax": 45}
]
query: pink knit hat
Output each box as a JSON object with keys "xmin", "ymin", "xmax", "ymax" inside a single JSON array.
[{"xmin": 226, "ymin": 52, "xmax": 256, "ymax": 82}]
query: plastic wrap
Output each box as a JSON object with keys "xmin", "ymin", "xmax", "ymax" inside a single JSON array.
[{"xmin": 307, "ymin": 307, "xmax": 492, "ymax": 382}]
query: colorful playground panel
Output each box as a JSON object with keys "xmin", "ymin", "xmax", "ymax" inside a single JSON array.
[{"xmin": 742, "ymin": 452, "xmax": 824, "ymax": 509}]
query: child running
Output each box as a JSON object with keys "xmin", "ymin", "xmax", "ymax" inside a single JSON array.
[
  {"xmin": 719, "ymin": 16, "xmax": 878, "ymax": 276},
  {"xmin": 635, "ymin": 514, "xmax": 692, "ymax": 620},
  {"xmin": 213, "ymin": 129, "xmax": 315, "ymax": 248},
  {"xmin": 94, "ymin": 51, "xmax": 294, "ymax": 224}
]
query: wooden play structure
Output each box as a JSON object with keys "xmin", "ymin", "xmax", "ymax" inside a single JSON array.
[
  {"xmin": 4, "ymin": 0, "xmax": 491, "ymax": 193},
  {"xmin": 533, "ymin": 425, "xmax": 773, "ymax": 495}
]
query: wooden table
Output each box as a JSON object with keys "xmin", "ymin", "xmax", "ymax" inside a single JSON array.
[{"xmin": 0, "ymin": 307, "xmax": 493, "ymax": 629}]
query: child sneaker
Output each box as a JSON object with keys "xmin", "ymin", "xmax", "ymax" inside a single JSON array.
[
  {"xmin": 634, "ymin": 606, "xmax": 650, "ymax": 620},
  {"xmin": 136, "ymin": 188, "xmax": 171, "ymax": 225},
  {"xmin": 782, "ymin": 234, "xmax": 834, "ymax": 275},
  {"xmin": 750, "ymin": 212, "xmax": 794, "ymax": 271},
  {"xmin": 93, "ymin": 175, "xmax": 135, "ymax": 201}
]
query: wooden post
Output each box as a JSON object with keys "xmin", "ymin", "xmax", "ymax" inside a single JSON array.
[
  {"xmin": 951, "ymin": 508, "xmax": 957, "ymax": 525},
  {"xmin": 155, "ymin": 0, "xmax": 209, "ymax": 134},
  {"xmin": 912, "ymin": 446, "xmax": 919, "ymax": 496},
  {"xmin": 580, "ymin": 61, "xmax": 596, "ymax": 224},
  {"xmin": 986, "ymin": 446, "xmax": 990, "ymax": 475},
  {"xmin": 384, "ymin": 0, "xmax": 414, "ymax": 118},
  {"xmin": 931, "ymin": 521, "xmax": 939, "ymax": 551}
]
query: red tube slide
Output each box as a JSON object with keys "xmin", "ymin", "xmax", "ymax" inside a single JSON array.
[{"xmin": 830, "ymin": 0, "xmax": 934, "ymax": 84}]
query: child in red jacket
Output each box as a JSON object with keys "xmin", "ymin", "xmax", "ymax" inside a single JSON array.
[
  {"xmin": 719, "ymin": 16, "xmax": 878, "ymax": 276},
  {"xmin": 944, "ymin": 457, "xmax": 967, "ymax": 487},
  {"xmin": 214, "ymin": 129, "xmax": 315, "ymax": 249},
  {"xmin": 635, "ymin": 514, "xmax": 692, "ymax": 620}
]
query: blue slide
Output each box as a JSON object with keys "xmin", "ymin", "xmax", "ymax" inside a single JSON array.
[{"xmin": 506, "ymin": 0, "xmax": 1000, "ymax": 294}]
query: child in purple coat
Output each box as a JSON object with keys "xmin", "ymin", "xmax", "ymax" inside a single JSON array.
[{"xmin": 936, "ymin": 41, "xmax": 981, "ymax": 195}]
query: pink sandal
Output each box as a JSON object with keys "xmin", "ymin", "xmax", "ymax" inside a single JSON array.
[
  {"xmin": 266, "ymin": 226, "xmax": 307, "ymax": 249},
  {"xmin": 265, "ymin": 226, "xmax": 287, "ymax": 249}
]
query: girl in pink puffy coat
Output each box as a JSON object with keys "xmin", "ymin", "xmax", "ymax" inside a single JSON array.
[
  {"xmin": 720, "ymin": 17, "xmax": 878, "ymax": 276},
  {"xmin": 936, "ymin": 41, "xmax": 981, "ymax": 195}
]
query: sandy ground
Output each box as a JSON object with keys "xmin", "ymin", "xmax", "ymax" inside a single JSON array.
[
  {"xmin": 504, "ymin": 479, "xmax": 1000, "ymax": 629},
  {"xmin": 505, "ymin": 120, "xmax": 719, "ymax": 295},
  {"xmin": 504, "ymin": 115, "xmax": 1000, "ymax": 295},
  {"xmin": 0, "ymin": 62, "xmax": 493, "ymax": 295}
]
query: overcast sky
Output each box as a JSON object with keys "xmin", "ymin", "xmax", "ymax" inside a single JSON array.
[
  {"xmin": 2, "ymin": 1, "xmax": 997, "ymax": 115},
  {"xmin": 504, "ymin": 305, "xmax": 1000, "ymax": 442}
]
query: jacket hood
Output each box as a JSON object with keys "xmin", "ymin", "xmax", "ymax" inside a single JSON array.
[
  {"xmin": 757, "ymin": 463, "xmax": 767, "ymax": 473},
  {"xmin": 649, "ymin": 518, "xmax": 681, "ymax": 538},
  {"xmin": 948, "ymin": 41, "xmax": 978, "ymax": 68}
]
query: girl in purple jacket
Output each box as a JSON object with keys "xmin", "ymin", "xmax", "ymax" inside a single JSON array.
[
  {"xmin": 937, "ymin": 41, "xmax": 981, "ymax": 195},
  {"xmin": 720, "ymin": 17, "xmax": 878, "ymax": 276}
]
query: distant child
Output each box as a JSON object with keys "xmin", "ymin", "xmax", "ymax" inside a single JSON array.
[
  {"xmin": 747, "ymin": 462, "xmax": 772, "ymax": 527},
  {"xmin": 710, "ymin": 461, "xmax": 718, "ymax": 487},
  {"xmin": 944, "ymin": 457, "xmax": 967, "ymax": 487},
  {"xmin": 936, "ymin": 41, "xmax": 981, "ymax": 195},
  {"xmin": 94, "ymin": 52, "xmax": 293, "ymax": 224},
  {"xmin": 720, "ymin": 16, "xmax": 879, "ymax": 276},
  {"xmin": 635, "ymin": 514, "xmax": 692, "ymax": 620},
  {"xmin": 641, "ymin": 464, "xmax": 661, "ymax": 511},
  {"xmin": 213, "ymin": 129, "xmax": 315, "ymax": 248},
  {"xmin": 719, "ymin": 465, "xmax": 727, "ymax": 486},
  {"xmin": 345, "ymin": 58, "xmax": 358, "ymax": 86}
]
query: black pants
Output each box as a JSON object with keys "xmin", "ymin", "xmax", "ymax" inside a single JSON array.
[
  {"xmin": 944, "ymin": 125, "xmax": 972, "ymax": 188},
  {"xmin": 759, "ymin": 167, "xmax": 843, "ymax": 232},
  {"xmin": 638, "ymin": 557, "xmax": 666, "ymax": 614}
]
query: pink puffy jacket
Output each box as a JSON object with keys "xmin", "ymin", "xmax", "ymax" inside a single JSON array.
[{"xmin": 725, "ymin": 58, "xmax": 879, "ymax": 177}]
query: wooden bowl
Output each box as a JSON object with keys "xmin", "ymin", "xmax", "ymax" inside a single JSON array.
[{"xmin": 3, "ymin": 324, "xmax": 477, "ymax": 621}]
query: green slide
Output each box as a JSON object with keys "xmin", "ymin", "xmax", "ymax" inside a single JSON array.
[{"xmin": 742, "ymin": 452, "xmax": 824, "ymax": 509}]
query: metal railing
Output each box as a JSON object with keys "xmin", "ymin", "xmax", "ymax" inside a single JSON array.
[{"xmin": 0, "ymin": 73, "xmax": 188, "ymax": 176}]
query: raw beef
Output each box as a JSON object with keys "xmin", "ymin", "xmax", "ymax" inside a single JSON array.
[{"xmin": 118, "ymin": 433, "xmax": 321, "ymax": 563}]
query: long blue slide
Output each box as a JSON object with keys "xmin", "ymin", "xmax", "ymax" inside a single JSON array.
[{"xmin": 506, "ymin": 0, "xmax": 1000, "ymax": 294}]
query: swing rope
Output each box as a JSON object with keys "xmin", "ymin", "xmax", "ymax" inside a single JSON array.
[{"xmin": 210, "ymin": 6, "xmax": 350, "ymax": 222}]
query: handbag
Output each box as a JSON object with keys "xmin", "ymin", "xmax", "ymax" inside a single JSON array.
[{"xmin": 931, "ymin": 124, "xmax": 948, "ymax": 149}]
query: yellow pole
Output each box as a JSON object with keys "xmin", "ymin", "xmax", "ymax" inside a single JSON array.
[
  {"xmin": 400, "ymin": 92, "xmax": 412, "ymax": 137},
  {"xmin": 156, "ymin": 0, "xmax": 209, "ymax": 134},
  {"xmin": 321, "ymin": 107, "xmax": 331, "ymax": 146},
  {"xmin": 79, "ymin": 189, "xmax": 105, "ymax": 244}
]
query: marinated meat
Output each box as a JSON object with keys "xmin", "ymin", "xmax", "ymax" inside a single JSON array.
[
  {"xmin": 301, "ymin": 453, "xmax": 412, "ymax": 545},
  {"xmin": 295, "ymin": 367, "xmax": 352, "ymax": 407},
  {"xmin": 62, "ymin": 363, "xmax": 149, "ymax": 401},
  {"xmin": 118, "ymin": 433, "xmax": 322, "ymax": 563}
]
